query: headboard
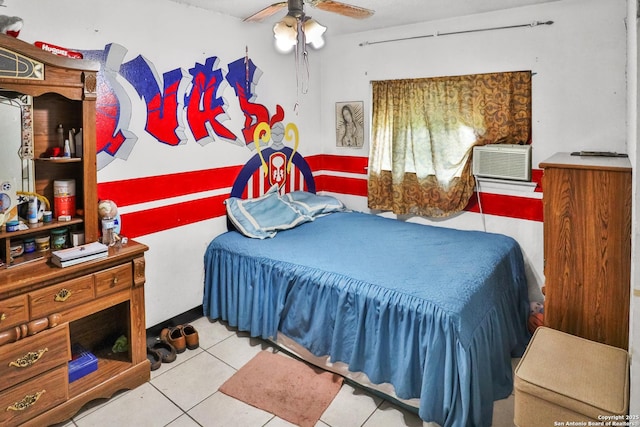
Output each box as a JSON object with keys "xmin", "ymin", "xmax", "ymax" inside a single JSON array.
[{"xmin": 230, "ymin": 122, "xmax": 315, "ymax": 198}]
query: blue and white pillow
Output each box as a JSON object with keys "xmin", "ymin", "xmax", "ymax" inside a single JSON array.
[
  {"xmin": 282, "ymin": 191, "xmax": 346, "ymax": 217},
  {"xmin": 226, "ymin": 186, "xmax": 312, "ymax": 239}
]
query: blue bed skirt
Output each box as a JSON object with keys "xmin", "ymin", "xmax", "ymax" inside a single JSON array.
[{"xmin": 203, "ymin": 212, "xmax": 530, "ymax": 426}]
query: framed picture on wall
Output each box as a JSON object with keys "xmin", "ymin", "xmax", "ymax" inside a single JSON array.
[{"xmin": 335, "ymin": 101, "xmax": 364, "ymax": 148}]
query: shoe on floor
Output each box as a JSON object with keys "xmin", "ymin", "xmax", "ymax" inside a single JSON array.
[
  {"xmin": 182, "ymin": 324, "xmax": 199, "ymax": 350},
  {"xmin": 160, "ymin": 326, "xmax": 186, "ymax": 353},
  {"xmin": 147, "ymin": 347, "xmax": 162, "ymax": 371},
  {"xmin": 150, "ymin": 340, "xmax": 177, "ymax": 363}
]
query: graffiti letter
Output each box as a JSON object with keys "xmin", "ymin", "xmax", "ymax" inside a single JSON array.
[
  {"xmin": 226, "ymin": 58, "xmax": 284, "ymax": 148},
  {"xmin": 186, "ymin": 57, "xmax": 238, "ymax": 146},
  {"xmin": 81, "ymin": 44, "xmax": 139, "ymax": 170},
  {"xmin": 120, "ymin": 56, "xmax": 189, "ymax": 146}
]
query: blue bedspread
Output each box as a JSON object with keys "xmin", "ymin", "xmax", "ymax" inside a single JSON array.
[{"xmin": 204, "ymin": 211, "xmax": 530, "ymax": 427}]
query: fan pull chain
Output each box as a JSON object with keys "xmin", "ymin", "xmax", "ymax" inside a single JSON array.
[
  {"xmin": 293, "ymin": 17, "xmax": 310, "ymax": 114},
  {"xmin": 294, "ymin": 23, "xmax": 301, "ymax": 114},
  {"xmin": 245, "ymin": 45, "xmax": 250, "ymax": 95},
  {"xmin": 300, "ymin": 27, "xmax": 310, "ymax": 95}
]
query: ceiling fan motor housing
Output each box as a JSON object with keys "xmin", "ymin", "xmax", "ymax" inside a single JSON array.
[
  {"xmin": 287, "ymin": 0, "xmax": 305, "ymax": 18},
  {"xmin": 244, "ymin": 0, "xmax": 374, "ymax": 23}
]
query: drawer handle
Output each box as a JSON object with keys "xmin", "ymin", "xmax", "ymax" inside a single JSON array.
[
  {"xmin": 9, "ymin": 348, "xmax": 48, "ymax": 368},
  {"xmin": 0, "ymin": 312, "xmax": 5, "ymax": 323},
  {"xmin": 111, "ymin": 276, "xmax": 119, "ymax": 287},
  {"xmin": 6, "ymin": 390, "xmax": 45, "ymax": 411},
  {"xmin": 54, "ymin": 288, "xmax": 71, "ymax": 302}
]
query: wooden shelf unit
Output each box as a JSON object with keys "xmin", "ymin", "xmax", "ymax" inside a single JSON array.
[
  {"xmin": 0, "ymin": 32, "xmax": 98, "ymax": 268},
  {"xmin": 540, "ymin": 152, "xmax": 632, "ymax": 349},
  {"xmin": 0, "ymin": 34, "xmax": 150, "ymax": 426}
]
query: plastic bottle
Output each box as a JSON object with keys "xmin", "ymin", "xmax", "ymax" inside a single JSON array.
[
  {"xmin": 63, "ymin": 139, "xmax": 71, "ymax": 157},
  {"xmin": 68, "ymin": 129, "xmax": 76, "ymax": 156},
  {"xmin": 56, "ymin": 124, "xmax": 64, "ymax": 148},
  {"xmin": 74, "ymin": 128, "xmax": 83, "ymax": 158},
  {"xmin": 27, "ymin": 196, "xmax": 38, "ymax": 224}
]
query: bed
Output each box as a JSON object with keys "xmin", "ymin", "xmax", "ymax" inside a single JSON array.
[{"xmin": 203, "ymin": 187, "xmax": 530, "ymax": 427}]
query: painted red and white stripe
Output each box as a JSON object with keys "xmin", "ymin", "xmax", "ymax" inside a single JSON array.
[{"xmin": 98, "ymin": 155, "xmax": 543, "ymax": 239}]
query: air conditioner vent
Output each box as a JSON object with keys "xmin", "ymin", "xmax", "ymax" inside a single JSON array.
[{"xmin": 472, "ymin": 144, "xmax": 532, "ymax": 181}]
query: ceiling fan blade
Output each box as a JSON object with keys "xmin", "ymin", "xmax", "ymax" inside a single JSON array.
[
  {"xmin": 244, "ymin": 2, "xmax": 287, "ymax": 22},
  {"xmin": 309, "ymin": 0, "xmax": 374, "ymax": 19}
]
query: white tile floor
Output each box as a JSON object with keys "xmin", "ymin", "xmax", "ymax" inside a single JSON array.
[{"xmin": 59, "ymin": 316, "xmax": 517, "ymax": 427}]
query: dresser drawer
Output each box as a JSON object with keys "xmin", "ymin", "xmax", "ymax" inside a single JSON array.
[
  {"xmin": 0, "ymin": 365, "xmax": 68, "ymax": 427},
  {"xmin": 95, "ymin": 264, "xmax": 132, "ymax": 297},
  {"xmin": 29, "ymin": 275, "xmax": 95, "ymax": 319},
  {"xmin": 0, "ymin": 324, "xmax": 70, "ymax": 391},
  {"xmin": 0, "ymin": 295, "xmax": 28, "ymax": 331}
]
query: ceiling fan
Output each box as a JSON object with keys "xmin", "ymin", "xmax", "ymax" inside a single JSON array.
[{"xmin": 244, "ymin": 0, "xmax": 374, "ymax": 23}]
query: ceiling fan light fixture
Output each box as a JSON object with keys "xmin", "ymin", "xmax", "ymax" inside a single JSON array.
[
  {"xmin": 303, "ymin": 18, "xmax": 326, "ymax": 49},
  {"xmin": 273, "ymin": 15, "xmax": 298, "ymax": 53},
  {"xmin": 274, "ymin": 35, "xmax": 297, "ymax": 53}
]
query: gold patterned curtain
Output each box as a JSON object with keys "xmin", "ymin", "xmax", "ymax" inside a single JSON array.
[{"xmin": 368, "ymin": 71, "xmax": 531, "ymax": 217}]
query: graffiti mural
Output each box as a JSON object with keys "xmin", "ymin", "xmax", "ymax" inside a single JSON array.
[
  {"xmin": 86, "ymin": 43, "xmax": 319, "ymax": 238},
  {"xmin": 82, "ymin": 44, "xmax": 288, "ymax": 170}
]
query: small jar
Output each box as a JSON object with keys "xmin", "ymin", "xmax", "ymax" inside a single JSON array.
[
  {"xmin": 10, "ymin": 240, "xmax": 24, "ymax": 258},
  {"xmin": 35, "ymin": 235, "xmax": 50, "ymax": 252},
  {"xmin": 51, "ymin": 228, "xmax": 68, "ymax": 250},
  {"xmin": 5, "ymin": 220, "xmax": 19, "ymax": 232},
  {"xmin": 23, "ymin": 237, "xmax": 36, "ymax": 254},
  {"xmin": 42, "ymin": 210, "xmax": 53, "ymax": 223},
  {"xmin": 101, "ymin": 217, "xmax": 116, "ymax": 246}
]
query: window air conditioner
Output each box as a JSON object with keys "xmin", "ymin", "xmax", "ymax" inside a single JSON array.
[{"xmin": 472, "ymin": 144, "xmax": 532, "ymax": 181}]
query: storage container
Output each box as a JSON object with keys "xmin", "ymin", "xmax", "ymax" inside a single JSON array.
[
  {"xmin": 51, "ymin": 228, "xmax": 68, "ymax": 250},
  {"xmin": 514, "ymin": 327, "xmax": 629, "ymax": 426}
]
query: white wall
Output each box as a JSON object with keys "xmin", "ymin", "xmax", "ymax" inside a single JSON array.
[{"xmin": 320, "ymin": 0, "xmax": 628, "ymax": 165}]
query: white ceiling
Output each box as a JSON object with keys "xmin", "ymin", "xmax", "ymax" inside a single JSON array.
[{"xmin": 168, "ymin": 0, "xmax": 561, "ymax": 35}]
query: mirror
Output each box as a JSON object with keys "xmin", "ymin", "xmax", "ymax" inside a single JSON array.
[{"xmin": 0, "ymin": 91, "xmax": 33, "ymax": 226}]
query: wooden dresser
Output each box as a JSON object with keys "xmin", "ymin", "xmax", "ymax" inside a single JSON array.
[
  {"xmin": 0, "ymin": 34, "xmax": 150, "ymax": 425},
  {"xmin": 540, "ymin": 152, "xmax": 631, "ymax": 349},
  {"xmin": 0, "ymin": 243, "xmax": 148, "ymax": 426}
]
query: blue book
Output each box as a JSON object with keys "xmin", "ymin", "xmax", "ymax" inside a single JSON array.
[{"xmin": 69, "ymin": 344, "xmax": 98, "ymax": 383}]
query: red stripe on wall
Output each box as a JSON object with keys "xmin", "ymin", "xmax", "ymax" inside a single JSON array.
[
  {"xmin": 531, "ymin": 169, "xmax": 543, "ymax": 192},
  {"xmin": 464, "ymin": 192, "xmax": 543, "ymax": 222},
  {"xmin": 308, "ymin": 154, "xmax": 544, "ymax": 191},
  {"xmin": 108, "ymin": 155, "xmax": 543, "ymax": 238},
  {"xmin": 120, "ymin": 194, "xmax": 228, "ymax": 238},
  {"xmin": 97, "ymin": 165, "xmax": 242, "ymax": 207},
  {"xmin": 307, "ymin": 154, "xmax": 369, "ymax": 174},
  {"xmin": 315, "ymin": 175, "xmax": 368, "ymax": 196}
]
